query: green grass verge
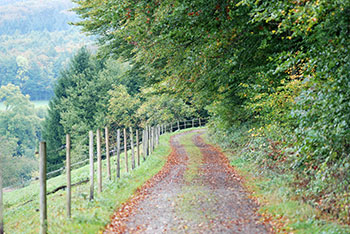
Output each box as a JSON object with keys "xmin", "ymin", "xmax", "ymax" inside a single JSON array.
[
  {"xmin": 180, "ymin": 132, "xmax": 202, "ymax": 182},
  {"xmin": 174, "ymin": 130, "xmax": 216, "ymax": 224},
  {"xmin": 3, "ymin": 128, "xmax": 194, "ymax": 234},
  {"xmin": 202, "ymin": 132, "xmax": 350, "ymax": 234}
]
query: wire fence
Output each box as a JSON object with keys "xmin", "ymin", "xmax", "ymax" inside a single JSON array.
[{"xmin": 0, "ymin": 117, "xmax": 208, "ymax": 234}]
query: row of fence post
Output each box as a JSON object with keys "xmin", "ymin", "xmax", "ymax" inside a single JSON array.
[
  {"xmin": 0, "ymin": 118, "xmax": 206, "ymax": 234},
  {"xmin": 40, "ymin": 124, "xmax": 164, "ymax": 233}
]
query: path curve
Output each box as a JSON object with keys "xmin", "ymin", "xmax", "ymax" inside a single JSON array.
[{"xmin": 104, "ymin": 129, "xmax": 272, "ymax": 234}]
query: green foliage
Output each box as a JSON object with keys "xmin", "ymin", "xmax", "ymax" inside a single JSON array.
[
  {"xmin": 137, "ymin": 91, "xmax": 196, "ymax": 127},
  {"xmin": 0, "ymin": 139, "xmax": 37, "ymax": 187},
  {"xmin": 107, "ymin": 85, "xmax": 199, "ymax": 128},
  {"xmin": 0, "ymin": 84, "xmax": 41, "ymax": 157},
  {"xmin": 0, "ymin": 84, "xmax": 41, "ymax": 186},
  {"xmin": 71, "ymin": 0, "xmax": 350, "ymax": 162},
  {"xmin": 0, "ymin": 0, "xmax": 93, "ymax": 101},
  {"xmin": 0, "ymin": 29, "xmax": 93, "ymax": 100},
  {"xmin": 107, "ymin": 85, "xmax": 140, "ymax": 128},
  {"xmin": 43, "ymin": 48, "xmax": 130, "ymax": 168},
  {"xmin": 207, "ymin": 126, "xmax": 350, "ymax": 232},
  {"xmin": 71, "ymin": 0, "xmax": 350, "ymax": 224}
]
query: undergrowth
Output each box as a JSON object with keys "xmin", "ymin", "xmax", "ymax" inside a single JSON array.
[{"xmin": 206, "ymin": 123, "xmax": 350, "ymax": 234}]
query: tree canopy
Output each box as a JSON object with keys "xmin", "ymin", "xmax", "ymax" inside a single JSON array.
[
  {"xmin": 71, "ymin": 0, "xmax": 350, "ymax": 221},
  {"xmin": 72, "ymin": 0, "xmax": 350, "ymax": 162}
]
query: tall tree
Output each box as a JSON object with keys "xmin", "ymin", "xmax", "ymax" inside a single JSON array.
[
  {"xmin": 42, "ymin": 48, "xmax": 129, "ymax": 167},
  {"xmin": 42, "ymin": 47, "xmax": 94, "ymax": 169}
]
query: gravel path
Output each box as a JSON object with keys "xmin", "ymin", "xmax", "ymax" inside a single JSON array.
[{"xmin": 104, "ymin": 129, "xmax": 272, "ymax": 234}]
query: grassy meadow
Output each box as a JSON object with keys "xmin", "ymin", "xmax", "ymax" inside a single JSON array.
[{"xmin": 2, "ymin": 128, "xmax": 196, "ymax": 234}]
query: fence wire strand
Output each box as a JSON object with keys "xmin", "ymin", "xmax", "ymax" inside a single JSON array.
[{"xmin": 2, "ymin": 118, "xmax": 208, "ymax": 193}]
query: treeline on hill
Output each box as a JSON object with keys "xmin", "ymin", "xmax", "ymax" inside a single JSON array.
[
  {"xmin": 43, "ymin": 48, "xmax": 203, "ymax": 172},
  {"xmin": 0, "ymin": 0, "xmax": 93, "ymax": 186},
  {"xmin": 0, "ymin": 0, "xmax": 92, "ymax": 100},
  {"xmin": 69, "ymin": 0, "xmax": 350, "ymax": 223},
  {"xmin": 0, "ymin": 30, "xmax": 92, "ymax": 100},
  {"xmin": 0, "ymin": 0, "xmax": 77, "ymax": 35}
]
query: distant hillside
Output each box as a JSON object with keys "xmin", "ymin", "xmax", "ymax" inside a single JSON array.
[
  {"xmin": 0, "ymin": 0, "xmax": 94, "ymax": 100},
  {"xmin": 0, "ymin": 0, "xmax": 77, "ymax": 35}
]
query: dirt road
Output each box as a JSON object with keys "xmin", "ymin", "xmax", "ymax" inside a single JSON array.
[{"xmin": 104, "ymin": 129, "xmax": 272, "ymax": 234}]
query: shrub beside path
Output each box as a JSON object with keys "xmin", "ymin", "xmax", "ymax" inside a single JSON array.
[{"xmin": 104, "ymin": 129, "xmax": 272, "ymax": 233}]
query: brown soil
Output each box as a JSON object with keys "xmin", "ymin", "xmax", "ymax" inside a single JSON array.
[{"xmin": 103, "ymin": 129, "xmax": 273, "ymax": 234}]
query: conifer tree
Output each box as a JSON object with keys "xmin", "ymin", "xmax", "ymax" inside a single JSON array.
[{"xmin": 42, "ymin": 47, "xmax": 94, "ymax": 169}]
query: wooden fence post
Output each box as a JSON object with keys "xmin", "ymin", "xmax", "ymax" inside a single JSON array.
[
  {"xmin": 105, "ymin": 127, "xmax": 111, "ymax": 181},
  {"xmin": 96, "ymin": 129, "xmax": 102, "ymax": 193},
  {"xmin": 184, "ymin": 120, "xmax": 186, "ymax": 129},
  {"xmin": 156, "ymin": 126, "xmax": 158, "ymax": 145},
  {"xmin": 199, "ymin": 118, "xmax": 201, "ymax": 126},
  {"xmin": 154, "ymin": 127, "xmax": 157, "ymax": 148},
  {"xmin": 130, "ymin": 127, "xmax": 135, "ymax": 170},
  {"xmin": 0, "ymin": 158, "xmax": 3, "ymax": 234},
  {"xmin": 89, "ymin": 131, "xmax": 94, "ymax": 200},
  {"xmin": 155, "ymin": 126, "xmax": 158, "ymax": 146},
  {"xmin": 117, "ymin": 129, "xmax": 121, "ymax": 178},
  {"xmin": 177, "ymin": 121, "xmax": 180, "ymax": 130},
  {"xmin": 39, "ymin": 142, "xmax": 47, "ymax": 234},
  {"xmin": 136, "ymin": 130, "xmax": 140, "ymax": 166},
  {"xmin": 142, "ymin": 129, "xmax": 146, "ymax": 160},
  {"xmin": 124, "ymin": 128, "xmax": 129, "ymax": 173},
  {"xmin": 149, "ymin": 127, "xmax": 152, "ymax": 154},
  {"xmin": 152, "ymin": 127, "xmax": 155, "ymax": 151},
  {"xmin": 171, "ymin": 122, "xmax": 173, "ymax": 133},
  {"xmin": 157, "ymin": 125, "xmax": 160, "ymax": 145},
  {"xmin": 143, "ymin": 128, "xmax": 146, "ymax": 157},
  {"xmin": 146, "ymin": 127, "xmax": 150, "ymax": 156},
  {"xmin": 149, "ymin": 127, "xmax": 152, "ymax": 153},
  {"xmin": 145, "ymin": 127, "xmax": 148, "ymax": 156},
  {"xmin": 149, "ymin": 126, "xmax": 152, "ymax": 155},
  {"xmin": 192, "ymin": 119, "xmax": 194, "ymax": 128},
  {"xmin": 157, "ymin": 126, "xmax": 159, "ymax": 145},
  {"xmin": 66, "ymin": 134, "xmax": 71, "ymax": 218}
]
